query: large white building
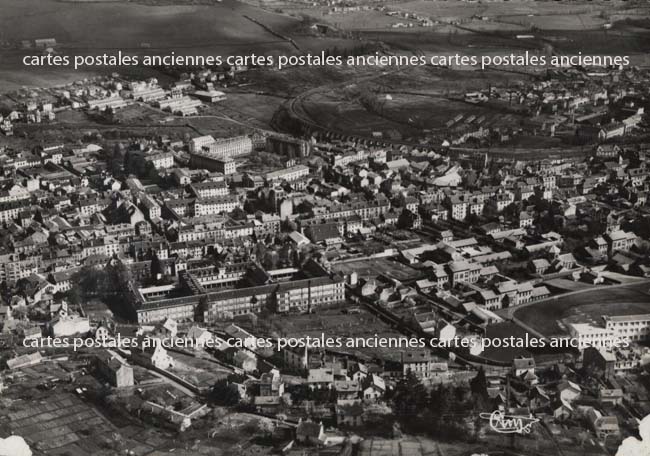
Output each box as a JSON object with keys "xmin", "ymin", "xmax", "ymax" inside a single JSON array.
[
  {"xmin": 141, "ymin": 194, "xmax": 162, "ymax": 219},
  {"xmin": 204, "ymin": 136, "xmax": 252, "ymax": 159},
  {"xmin": 190, "ymin": 153, "xmax": 236, "ymax": 175},
  {"xmin": 190, "ymin": 135, "xmax": 216, "ymax": 153},
  {"xmin": 190, "ymin": 181, "xmax": 229, "ymax": 198},
  {"xmin": 145, "ymin": 152, "xmax": 174, "ymax": 170},
  {"xmin": 569, "ymin": 323, "xmax": 616, "ymax": 349},
  {"xmin": 265, "ymin": 165, "xmax": 310, "ymax": 184},
  {"xmin": 604, "ymin": 314, "xmax": 650, "ymax": 342},
  {"xmin": 194, "ymin": 195, "xmax": 241, "ymax": 216},
  {"xmin": 569, "ymin": 314, "xmax": 650, "ymax": 349},
  {"xmin": 131, "ymin": 82, "xmax": 166, "ymax": 102},
  {"xmin": 87, "ymin": 96, "xmax": 127, "ymax": 111},
  {"xmin": 49, "ymin": 315, "xmax": 90, "ymax": 337}
]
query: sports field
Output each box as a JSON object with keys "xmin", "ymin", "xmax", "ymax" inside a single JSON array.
[{"xmin": 513, "ymin": 281, "xmax": 650, "ymax": 337}]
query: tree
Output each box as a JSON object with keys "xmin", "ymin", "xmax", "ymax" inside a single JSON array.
[
  {"xmin": 286, "ymin": 384, "xmax": 312, "ymax": 403},
  {"xmin": 196, "ymin": 295, "xmax": 209, "ymax": 322},
  {"xmin": 230, "ymin": 206, "xmax": 247, "ymax": 221},
  {"xmin": 144, "ymin": 161, "xmax": 159, "ymax": 182},
  {"xmin": 428, "ymin": 385, "xmax": 452, "ymax": 417},
  {"xmin": 254, "ymin": 242, "xmax": 267, "ymax": 261},
  {"xmin": 11, "ymin": 306, "xmax": 27, "ymax": 320},
  {"xmin": 470, "ymin": 366, "xmax": 488, "ymax": 400},
  {"xmin": 209, "ymin": 379, "xmax": 241, "ymax": 406},
  {"xmin": 258, "ymin": 419, "xmax": 275, "ymax": 438},
  {"xmin": 397, "ymin": 209, "xmax": 416, "ymax": 230},
  {"xmin": 150, "ymin": 252, "xmax": 162, "ymax": 282},
  {"xmin": 392, "ymin": 370, "xmax": 427, "ymax": 417},
  {"xmin": 71, "ymin": 265, "xmax": 110, "ymax": 299}
]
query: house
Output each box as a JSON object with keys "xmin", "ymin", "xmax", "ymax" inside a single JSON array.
[
  {"xmin": 401, "ymin": 350, "xmax": 447, "ymax": 379},
  {"xmin": 226, "ymin": 347, "xmax": 257, "ymax": 372},
  {"xmin": 530, "ymin": 286, "xmax": 551, "ymax": 301},
  {"xmin": 598, "ymin": 122, "xmax": 626, "ymax": 141},
  {"xmin": 22, "ymin": 325, "xmax": 42, "ymax": 341},
  {"xmin": 94, "ymin": 324, "xmax": 111, "ymax": 341},
  {"xmin": 529, "ymin": 259, "xmax": 550, "ymax": 275},
  {"xmin": 131, "ymin": 337, "xmax": 175, "ymax": 369},
  {"xmin": 333, "ymin": 380, "xmax": 360, "ymax": 401},
  {"xmin": 518, "ymin": 211, "xmax": 534, "ymax": 228},
  {"xmin": 0, "ymin": 305, "xmax": 12, "ymax": 323},
  {"xmin": 599, "ymin": 388, "xmax": 623, "ymax": 405},
  {"xmin": 558, "ymin": 380, "xmax": 581, "ymax": 403},
  {"xmin": 348, "ymin": 362, "xmax": 369, "ymax": 383},
  {"xmin": 587, "ymin": 408, "xmax": 619, "ymax": 439},
  {"xmin": 253, "ymin": 395, "xmax": 282, "ymax": 414},
  {"xmin": 304, "ymin": 223, "xmax": 342, "ymax": 246},
  {"xmin": 581, "ymin": 270, "xmax": 604, "ymax": 285},
  {"xmin": 95, "ymin": 350, "xmax": 134, "ymax": 388},
  {"xmin": 552, "ymin": 253, "xmax": 577, "ymax": 271},
  {"xmin": 605, "ymin": 230, "xmax": 637, "ymax": 254},
  {"xmin": 295, "ymin": 419, "xmax": 325, "ymax": 445},
  {"xmin": 362, "ymin": 374, "xmax": 386, "ymax": 401},
  {"xmin": 583, "ymin": 347, "xmax": 617, "ymax": 379},
  {"xmin": 49, "ymin": 314, "xmax": 90, "ymax": 337},
  {"xmin": 6, "ymin": 352, "xmax": 43, "ymax": 370},
  {"xmin": 589, "ymin": 236, "xmax": 608, "ymax": 255},
  {"xmin": 224, "ymin": 324, "xmax": 258, "ymax": 351},
  {"xmin": 521, "ymin": 369, "xmax": 539, "ymax": 385},
  {"xmin": 156, "ymin": 317, "xmax": 178, "ymax": 338},
  {"xmin": 529, "ymin": 386, "xmax": 550, "ymax": 410},
  {"xmin": 307, "ymin": 367, "xmax": 335, "ymax": 388},
  {"xmin": 186, "ymin": 326, "xmax": 213, "ymax": 347},
  {"xmin": 288, "ymin": 230, "xmax": 310, "ymax": 247},
  {"xmin": 259, "ymin": 369, "xmax": 284, "ymax": 397},
  {"xmin": 512, "ymin": 357, "xmax": 535, "ymax": 377},
  {"xmin": 336, "ymin": 402, "xmax": 365, "ymax": 427},
  {"xmin": 553, "ymin": 399, "xmax": 573, "ymax": 421}
]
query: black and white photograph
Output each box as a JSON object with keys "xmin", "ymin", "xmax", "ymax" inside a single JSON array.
[{"xmin": 0, "ymin": 0, "xmax": 650, "ymax": 455}]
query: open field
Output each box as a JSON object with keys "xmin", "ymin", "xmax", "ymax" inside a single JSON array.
[
  {"xmin": 168, "ymin": 351, "xmax": 231, "ymax": 388},
  {"xmin": 396, "ymin": 0, "xmax": 616, "ymax": 22},
  {"xmin": 0, "ymin": 0, "xmax": 342, "ymax": 91},
  {"xmin": 244, "ymin": 65, "xmax": 363, "ymax": 98},
  {"xmin": 301, "ymin": 91, "xmax": 521, "ymax": 138},
  {"xmin": 331, "ymin": 258, "xmax": 423, "ymax": 282},
  {"xmin": 1, "ymin": 392, "xmax": 118, "ymax": 453},
  {"xmin": 2, "ymin": 0, "xmax": 649, "ymax": 92},
  {"xmin": 267, "ymin": 307, "xmax": 416, "ymax": 362},
  {"xmin": 0, "ymin": 0, "xmax": 296, "ymax": 50},
  {"xmin": 5, "ymin": 120, "xmax": 198, "ymax": 147},
  {"xmin": 265, "ymin": 0, "xmax": 649, "ymax": 33},
  {"xmin": 290, "ymin": 65, "xmax": 529, "ymax": 141},
  {"xmin": 514, "ymin": 281, "xmax": 650, "ymax": 338},
  {"xmin": 198, "ymin": 91, "xmax": 288, "ymax": 130},
  {"xmin": 482, "ymin": 321, "xmax": 538, "ymax": 362},
  {"xmin": 0, "ymin": 362, "xmax": 129, "ymax": 455}
]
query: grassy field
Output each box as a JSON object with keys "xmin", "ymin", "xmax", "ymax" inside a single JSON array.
[
  {"xmin": 482, "ymin": 321, "xmax": 537, "ymax": 362},
  {"xmin": 0, "ymin": 0, "xmax": 303, "ymax": 91},
  {"xmin": 168, "ymin": 351, "xmax": 231, "ymax": 388},
  {"xmin": 0, "ymin": 0, "xmax": 296, "ymax": 50},
  {"xmin": 266, "ymin": 307, "xmax": 417, "ymax": 362},
  {"xmin": 296, "ymin": 66, "xmax": 528, "ymax": 140},
  {"xmin": 2, "ymin": 0, "xmax": 649, "ymax": 93},
  {"xmin": 199, "ymin": 91, "xmax": 287, "ymax": 130},
  {"xmin": 331, "ymin": 258, "xmax": 423, "ymax": 282},
  {"xmin": 514, "ymin": 281, "xmax": 650, "ymax": 338}
]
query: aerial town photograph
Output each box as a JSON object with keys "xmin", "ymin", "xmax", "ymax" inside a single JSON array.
[{"xmin": 1, "ymin": 0, "xmax": 650, "ymax": 455}]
